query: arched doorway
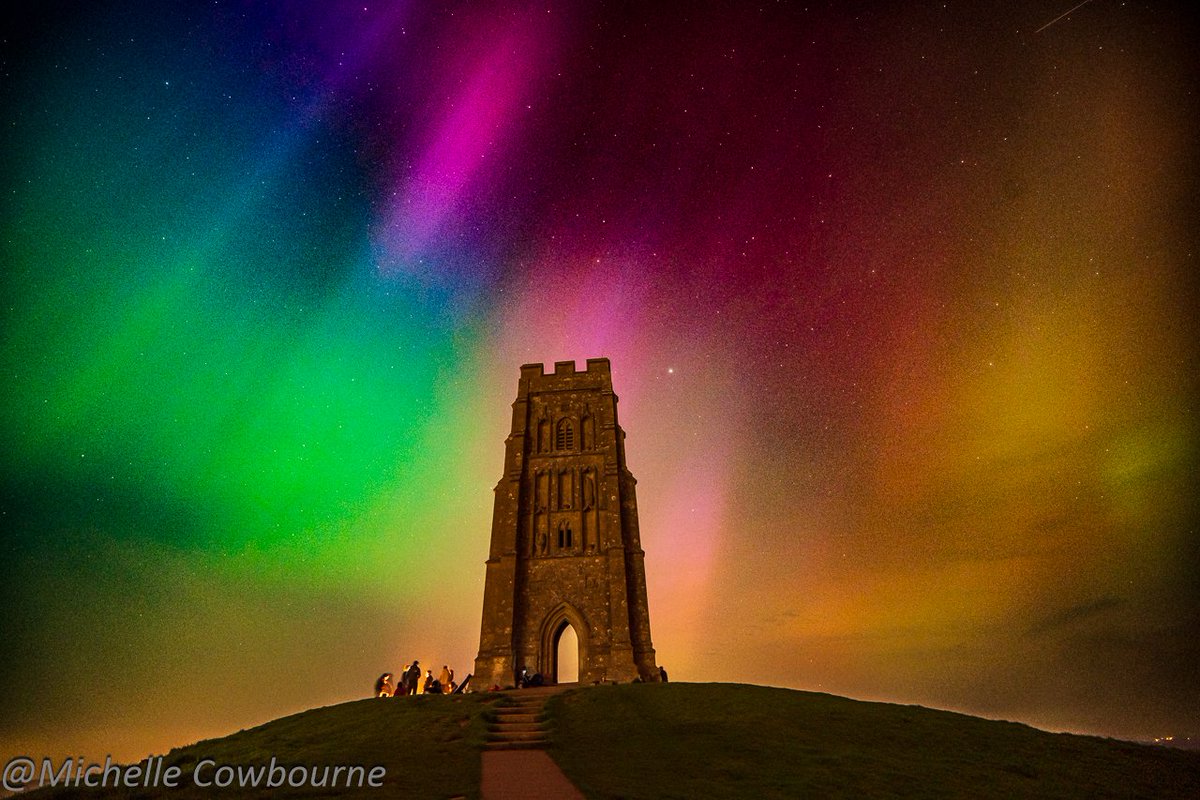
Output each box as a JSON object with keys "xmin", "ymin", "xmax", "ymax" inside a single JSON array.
[
  {"xmin": 538, "ymin": 602, "xmax": 589, "ymax": 684},
  {"xmin": 555, "ymin": 622, "xmax": 579, "ymax": 684}
]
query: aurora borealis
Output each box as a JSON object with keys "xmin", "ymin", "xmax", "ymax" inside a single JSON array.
[{"xmin": 2, "ymin": 0, "xmax": 1197, "ymax": 765}]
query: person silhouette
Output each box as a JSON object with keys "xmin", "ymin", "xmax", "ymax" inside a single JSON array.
[{"xmin": 403, "ymin": 661, "xmax": 421, "ymax": 696}]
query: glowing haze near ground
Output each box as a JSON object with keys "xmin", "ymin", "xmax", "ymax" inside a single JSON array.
[{"xmin": 2, "ymin": 0, "xmax": 1197, "ymax": 762}]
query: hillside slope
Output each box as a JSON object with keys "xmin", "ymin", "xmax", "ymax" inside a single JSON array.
[
  {"xmin": 28, "ymin": 692, "xmax": 498, "ymax": 799},
  {"xmin": 547, "ymin": 683, "xmax": 1200, "ymax": 799},
  {"xmin": 24, "ymin": 683, "xmax": 1200, "ymax": 799}
]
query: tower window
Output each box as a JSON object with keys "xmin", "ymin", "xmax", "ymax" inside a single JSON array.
[
  {"xmin": 558, "ymin": 522, "xmax": 573, "ymax": 550},
  {"xmin": 556, "ymin": 419, "xmax": 575, "ymax": 451}
]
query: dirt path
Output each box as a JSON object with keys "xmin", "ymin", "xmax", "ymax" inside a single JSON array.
[{"xmin": 481, "ymin": 749, "xmax": 586, "ymax": 800}]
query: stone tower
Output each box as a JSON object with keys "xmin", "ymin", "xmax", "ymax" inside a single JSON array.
[{"xmin": 474, "ymin": 358, "xmax": 658, "ymax": 687}]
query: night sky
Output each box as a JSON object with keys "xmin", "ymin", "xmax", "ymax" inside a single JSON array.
[{"xmin": 3, "ymin": 0, "xmax": 1198, "ymax": 763}]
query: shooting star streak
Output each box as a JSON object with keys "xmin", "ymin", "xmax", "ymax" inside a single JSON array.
[{"xmin": 1036, "ymin": 0, "xmax": 1097, "ymax": 34}]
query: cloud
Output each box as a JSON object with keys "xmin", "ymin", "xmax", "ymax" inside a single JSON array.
[{"xmin": 1027, "ymin": 596, "xmax": 1124, "ymax": 637}]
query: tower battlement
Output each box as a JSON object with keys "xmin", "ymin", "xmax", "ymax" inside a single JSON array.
[
  {"xmin": 516, "ymin": 358, "xmax": 617, "ymax": 401},
  {"xmin": 519, "ymin": 358, "xmax": 612, "ymax": 379}
]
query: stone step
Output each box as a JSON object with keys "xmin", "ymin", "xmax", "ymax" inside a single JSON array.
[
  {"xmin": 490, "ymin": 723, "xmax": 543, "ymax": 733},
  {"xmin": 482, "ymin": 740, "xmax": 548, "ymax": 751},
  {"xmin": 488, "ymin": 732, "xmax": 543, "ymax": 741},
  {"xmin": 478, "ymin": 686, "xmax": 570, "ymax": 752},
  {"xmin": 487, "ymin": 729, "xmax": 547, "ymax": 742}
]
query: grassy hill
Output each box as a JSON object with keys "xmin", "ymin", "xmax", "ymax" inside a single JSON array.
[
  {"xmin": 27, "ymin": 692, "xmax": 500, "ymax": 799},
  {"xmin": 26, "ymin": 684, "xmax": 1200, "ymax": 799},
  {"xmin": 546, "ymin": 684, "xmax": 1200, "ymax": 799}
]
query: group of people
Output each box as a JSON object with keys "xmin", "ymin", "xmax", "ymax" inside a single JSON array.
[
  {"xmin": 375, "ymin": 662, "xmax": 471, "ymax": 697},
  {"xmin": 378, "ymin": 662, "xmax": 669, "ymax": 695},
  {"xmin": 505, "ymin": 664, "xmax": 668, "ymax": 689}
]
